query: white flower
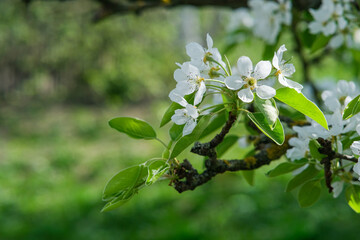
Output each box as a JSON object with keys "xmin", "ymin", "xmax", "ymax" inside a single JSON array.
[
  {"xmin": 186, "ymin": 34, "xmax": 224, "ymax": 72},
  {"xmin": 321, "ymin": 80, "xmax": 357, "ymax": 112},
  {"xmin": 286, "ymin": 137, "xmax": 309, "ymax": 161},
  {"xmin": 354, "ymin": 161, "xmax": 360, "ymax": 181},
  {"xmin": 173, "ymin": 62, "xmax": 206, "ymax": 105},
  {"xmin": 272, "ymin": 44, "xmax": 303, "ymax": 92},
  {"xmin": 171, "ymin": 104, "xmax": 199, "ymax": 136},
  {"xmin": 169, "ymin": 89, "xmax": 188, "ymax": 107},
  {"xmin": 225, "ymin": 56, "xmax": 274, "ymax": 103},
  {"xmin": 308, "ymin": 0, "xmax": 337, "ymax": 36},
  {"xmin": 331, "ymin": 181, "xmax": 344, "ymax": 198},
  {"xmin": 351, "ymin": 141, "xmax": 360, "ymax": 155}
]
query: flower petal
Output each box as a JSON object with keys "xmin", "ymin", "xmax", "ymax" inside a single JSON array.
[
  {"xmin": 281, "ymin": 63, "xmax": 295, "ymax": 77},
  {"xmin": 174, "ymin": 69, "xmax": 186, "ymax": 82},
  {"xmin": 206, "ymin": 33, "xmax": 213, "ymax": 49},
  {"xmin": 272, "ymin": 52, "xmax": 280, "ymax": 70},
  {"xmin": 256, "ymin": 85, "xmax": 276, "ymax": 99},
  {"xmin": 194, "ymin": 81, "xmax": 206, "ymax": 105},
  {"xmin": 225, "ymin": 75, "xmax": 245, "ymax": 90},
  {"xmin": 183, "ymin": 119, "xmax": 197, "ymax": 136},
  {"xmin": 186, "ymin": 42, "xmax": 205, "ymax": 59},
  {"xmin": 282, "ymin": 78, "xmax": 303, "ymax": 93},
  {"xmin": 186, "ymin": 104, "xmax": 199, "ymax": 119},
  {"xmin": 169, "ymin": 89, "xmax": 188, "ymax": 107},
  {"xmin": 323, "ymin": 21, "xmax": 336, "ymax": 36},
  {"xmin": 171, "ymin": 109, "xmax": 188, "ymax": 125},
  {"xmin": 237, "ymin": 56, "xmax": 253, "ymax": 77},
  {"xmin": 176, "ymin": 81, "xmax": 196, "ymax": 95},
  {"xmin": 351, "ymin": 141, "xmax": 360, "ymax": 155},
  {"xmin": 238, "ymin": 88, "xmax": 254, "ymax": 103},
  {"xmin": 353, "ymin": 162, "xmax": 360, "ymax": 177},
  {"xmin": 253, "ymin": 60, "xmax": 272, "ymax": 80}
]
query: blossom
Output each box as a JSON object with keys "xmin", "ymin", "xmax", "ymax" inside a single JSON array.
[
  {"xmin": 186, "ymin": 34, "xmax": 224, "ymax": 72},
  {"xmin": 308, "ymin": 0, "xmax": 338, "ymax": 36},
  {"xmin": 272, "ymin": 44, "xmax": 302, "ymax": 92},
  {"xmin": 173, "ymin": 62, "xmax": 206, "ymax": 105},
  {"xmin": 286, "ymin": 137, "xmax": 309, "ymax": 161},
  {"xmin": 331, "ymin": 181, "xmax": 344, "ymax": 198},
  {"xmin": 171, "ymin": 104, "xmax": 199, "ymax": 136},
  {"xmin": 225, "ymin": 56, "xmax": 274, "ymax": 103},
  {"xmin": 351, "ymin": 141, "xmax": 360, "ymax": 155},
  {"xmin": 321, "ymin": 80, "xmax": 357, "ymax": 112}
]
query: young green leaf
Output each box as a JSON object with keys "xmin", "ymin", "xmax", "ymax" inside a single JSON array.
[
  {"xmin": 254, "ymin": 96, "xmax": 279, "ymax": 129},
  {"xmin": 247, "ymin": 112, "xmax": 285, "ymax": 145},
  {"xmin": 343, "ymin": 94, "xmax": 360, "ymax": 120},
  {"xmin": 242, "ymin": 170, "xmax": 255, "ymax": 186},
  {"xmin": 102, "ymin": 165, "xmax": 147, "ymax": 202},
  {"xmin": 311, "ymin": 34, "xmax": 331, "ymax": 53},
  {"xmin": 266, "ymin": 162, "xmax": 306, "ymax": 177},
  {"xmin": 160, "ymin": 93, "xmax": 195, "ymax": 127},
  {"xmin": 309, "ymin": 139, "xmax": 326, "ymax": 161},
  {"xmin": 346, "ymin": 185, "xmax": 360, "ymax": 213},
  {"xmin": 101, "ymin": 189, "xmax": 137, "ymax": 212},
  {"xmin": 216, "ymin": 135, "xmax": 239, "ymax": 158},
  {"xmin": 297, "ymin": 179, "xmax": 322, "ymax": 208},
  {"xmin": 199, "ymin": 111, "xmax": 227, "ymax": 139},
  {"xmin": 145, "ymin": 159, "xmax": 169, "ymax": 186},
  {"xmin": 109, "ymin": 117, "xmax": 157, "ymax": 139},
  {"xmin": 275, "ymin": 88, "xmax": 328, "ymax": 130},
  {"xmin": 169, "ymin": 123, "xmax": 184, "ymax": 141},
  {"xmin": 286, "ymin": 164, "xmax": 319, "ymax": 192},
  {"xmin": 170, "ymin": 115, "xmax": 211, "ymax": 159}
]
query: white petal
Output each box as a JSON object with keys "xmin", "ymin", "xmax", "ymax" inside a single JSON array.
[
  {"xmin": 186, "ymin": 42, "xmax": 205, "ymax": 59},
  {"xmin": 253, "ymin": 61, "xmax": 272, "ymax": 80},
  {"xmin": 331, "ymin": 181, "xmax": 344, "ymax": 198},
  {"xmin": 323, "ymin": 21, "xmax": 336, "ymax": 36},
  {"xmin": 276, "ymin": 44, "xmax": 286, "ymax": 62},
  {"xmin": 171, "ymin": 109, "xmax": 188, "ymax": 125},
  {"xmin": 284, "ymin": 79, "xmax": 303, "ymax": 92},
  {"xmin": 194, "ymin": 81, "xmax": 206, "ymax": 105},
  {"xmin": 176, "ymin": 81, "xmax": 196, "ymax": 95},
  {"xmin": 206, "ymin": 33, "xmax": 213, "ymax": 49},
  {"xmin": 308, "ymin": 21, "xmax": 323, "ymax": 34},
  {"xmin": 329, "ymin": 34, "xmax": 344, "ymax": 49},
  {"xmin": 353, "ymin": 162, "xmax": 360, "ymax": 176},
  {"xmin": 357, "ymin": 124, "xmax": 360, "ymax": 136},
  {"xmin": 281, "ymin": 63, "xmax": 295, "ymax": 77},
  {"xmin": 272, "ymin": 52, "xmax": 280, "ymax": 70},
  {"xmin": 174, "ymin": 69, "xmax": 186, "ymax": 82},
  {"xmin": 183, "ymin": 119, "xmax": 197, "ymax": 136},
  {"xmin": 351, "ymin": 141, "xmax": 360, "ymax": 155},
  {"xmin": 224, "ymin": 75, "xmax": 245, "ymax": 90},
  {"xmin": 237, "ymin": 56, "xmax": 253, "ymax": 77},
  {"xmin": 238, "ymin": 88, "xmax": 254, "ymax": 103},
  {"xmin": 256, "ymin": 85, "xmax": 276, "ymax": 99},
  {"xmin": 169, "ymin": 89, "xmax": 187, "ymax": 107},
  {"xmin": 186, "ymin": 104, "xmax": 199, "ymax": 119}
]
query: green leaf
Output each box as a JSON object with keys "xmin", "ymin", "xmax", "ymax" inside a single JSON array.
[
  {"xmin": 109, "ymin": 117, "xmax": 157, "ymax": 140},
  {"xmin": 216, "ymin": 135, "xmax": 239, "ymax": 158},
  {"xmin": 145, "ymin": 159, "xmax": 169, "ymax": 186},
  {"xmin": 160, "ymin": 93, "xmax": 194, "ymax": 127},
  {"xmin": 300, "ymin": 28, "xmax": 317, "ymax": 49},
  {"xmin": 343, "ymin": 94, "xmax": 360, "ymax": 120},
  {"xmin": 254, "ymin": 96, "xmax": 279, "ymax": 129},
  {"xmin": 311, "ymin": 34, "xmax": 331, "ymax": 53},
  {"xmin": 346, "ymin": 185, "xmax": 360, "ymax": 213},
  {"xmin": 309, "ymin": 139, "xmax": 326, "ymax": 161},
  {"xmin": 275, "ymin": 88, "xmax": 328, "ymax": 130},
  {"xmin": 102, "ymin": 165, "xmax": 147, "ymax": 202},
  {"xmin": 170, "ymin": 115, "xmax": 211, "ymax": 159},
  {"xmin": 297, "ymin": 179, "xmax": 322, "ymax": 208},
  {"xmin": 101, "ymin": 189, "xmax": 136, "ymax": 212},
  {"xmin": 262, "ymin": 43, "xmax": 276, "ymax": 60},
  {"xmin": 266, "ymin": 162, "xmax": 306, "ymax": 177},
  {"xmin": 247, "ymin": 112, "xmax": 285, "ymax": 145},
  {"xmin": 169, "ymin": 123, "xmax": 184, "ymax": 141},
  {"xmin": 199, "ymin": 111, "xmax": 227, "ymax": 139},
  {"xmin": 242, "ymin": 171, "xmax": 255, "ymax": 186},
  {"xmin": 286, "ymin": 164, "xmax": 319, "ymax": 192}
]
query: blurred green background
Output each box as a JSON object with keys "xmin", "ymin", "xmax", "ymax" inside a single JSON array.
[{"xmin": 1, "ymin": 0, "xmax": 359, "ymax": 239}]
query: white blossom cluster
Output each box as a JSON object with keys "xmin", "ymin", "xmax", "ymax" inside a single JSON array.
[
  {"xmin": 286, "ymin": 80, "xmax": 360, "ymax": 196},
  {"xmin": 308, "ymin": 0, "xmax": 358, "ymax": 48},
  {"xmin": 169, "ymin": 34, "xmax": 302, "ymax": 136},
  {"xmin": 229, "ymin": 0, "xmax": 292, "ymax": 44}
]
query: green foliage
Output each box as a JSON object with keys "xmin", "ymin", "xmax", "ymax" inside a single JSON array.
[
  {"xmin": 297, "ymin": 179, "xmax": 322, "ymax": 208},
  {"xmin": 343, "ymin": 94, "xmax": 360, "ymax": 120},
  {"xmin": 170, "ymin": 115, "xmax": 211, "ymax": 159},
  {"xmin": 109, "ymin": 117, "xmax": 157, "ymax": 140},
  {"xmin": 286, "ymin": 164, "xmax": 320, "ymax": 192},
  {"xmin": 346, "ymin": 185, "xmax": 360, "ymax": 213},
  {"xmin": 275, "ymin": 88, "xmax": 328, "ymax": 130},
  {"xmin": 199, "ymin": 111, "xmax": 227, "ymax": 139},
  {"xmin": 309, "ymin": 139, "xmax": 327, "ymax": 161},
  {"xmin": 311, "ymin": 35, "xmax": 331, "ymax": 53},
  {"xmin": 216, "ymin": 135, "xmax": 239, "ymax": 158},
  {"xmin": 254, "ymin": 96, "xmax": 279, "ymax": 129},
  {"xmin": 266, "ymin": 162, "xmax": 306, "ymax": 177},
  {"xmin": 247, "ymin": 112, "xmax": 285, "ymax": 145}
]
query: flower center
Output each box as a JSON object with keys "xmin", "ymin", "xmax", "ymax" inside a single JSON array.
[
  {"xmin": 203, "ymin": 52, "xmax": 213, "ymax": 63},
  {"xmin": 244, "ymin": 77, "xmax": 257, "ymax": 90},
  {"xmin": 275, "ymin": 70, "xmax": 282, "ymax": 76},
  {"xmin": 209, "ymin": 66, "xmax": 221, "ymax": 78},
  {"xmin": 196, "ymin": 76, "xmax": 205, "ymax": 85}
]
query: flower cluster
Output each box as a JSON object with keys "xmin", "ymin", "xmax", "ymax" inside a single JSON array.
[
  {"xmin": 229, "ymin": 0, "xmax": 292, "ymax": 44},
  {"xmin": 286, "ymin": 80, "xmax": 360, "ymax": 197},
  {"xmin": 169, "ymin": 34, "xmax": 302, "ymax": 136},
  {"xmin": 308, "ymin": 0, "xmax": 358, "ymax": 48}
]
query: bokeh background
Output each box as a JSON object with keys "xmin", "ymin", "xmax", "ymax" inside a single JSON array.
[{"xmin": 1, "ymin": 0, "xmax": 360, "ymax": 239}]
